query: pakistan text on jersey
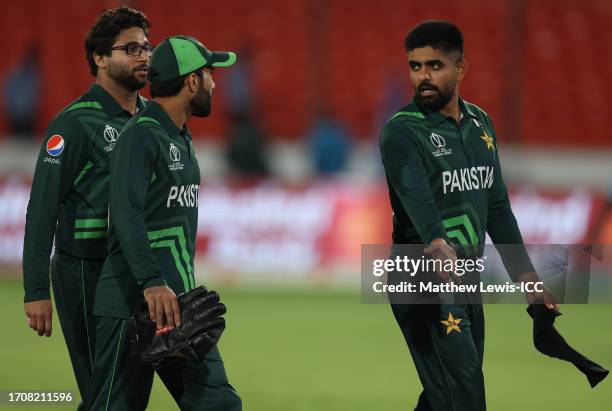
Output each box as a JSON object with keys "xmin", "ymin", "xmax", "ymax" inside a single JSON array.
[
  {"xmin": 167, "ymin": 184, "xmax": 199, "ymax": 208},
  {"xmin": 442, "ymin": 166, "xmax": 494, "ymax": 194}
]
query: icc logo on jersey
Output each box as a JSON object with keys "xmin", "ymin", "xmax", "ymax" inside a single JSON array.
[
  {"xmin": 169, "ymin": 143, "xmax": 181, "ymax": 162},
  {"xmin": 168, "ymin": 143, "xmax": 184, "ymax": 171},
  {"xmin": 103, "ymin": 125, "xmax": 119, "ymax": 143},
  {"xmin": 46, "ymin": 134, "xmax": 65, "ymax": 156},
  {"xmin": 429, "ymin": 133, "xmax": 446, "ymax": 149},
  {"xmin": 430, "ymin": 133, "xmax": 452, "ymax": 157}
]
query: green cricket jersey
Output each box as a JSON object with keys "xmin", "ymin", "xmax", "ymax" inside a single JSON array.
[
  {"xmin": 93, "ymin": 101, "xmax": 200, "ymax": 319},
  {"xmin": 23, "ymin": 84, "xmax": 146, "ymax": 302},
  {"xmin": 380, "ymin": 98, "xmax": 533, "ymax": 279}
]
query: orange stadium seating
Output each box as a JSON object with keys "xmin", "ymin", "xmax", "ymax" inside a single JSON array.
[
  {"xmin": 0, "ymin": 0, "xmax": 609, "ymax": 145},
  {"xmin": 522, "ymin": 0, "xmax": 611, "ymax": 145}
]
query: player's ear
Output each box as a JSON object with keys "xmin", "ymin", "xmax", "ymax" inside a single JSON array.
[
  {"xmin": 457, "ymin": 59, "xmax": 468, "ymax": 80},
  {"xmin": 93, "ymin": 53, "xmax": 108, "ymax": 72},
  {"xmin": 186, "ymin": 73, "xmax": 199, "ymax": 94}
]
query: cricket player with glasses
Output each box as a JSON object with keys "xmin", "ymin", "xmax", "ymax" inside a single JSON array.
[{"xmin": 22, "ymin": 6, "xmax": 151, "ymax": 409}]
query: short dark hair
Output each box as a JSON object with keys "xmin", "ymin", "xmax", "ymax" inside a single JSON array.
[
  {"xmin": 85, "ymin": 6, "xmax": 151, "ymax": 76},
  {"xmin": 404, "ymin": 20, "xmax": 463, "ymax": 58},
  {"xmin": 150, "ymin": 70, "xmax": 203, "ymax": 98}
]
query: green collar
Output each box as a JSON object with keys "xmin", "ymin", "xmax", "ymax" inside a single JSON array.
[
  {"xmin": 459, "ymin": 98, "xmax": 481, "ymax": 121},
  {"xmin": 146, "ymin": 101, "xmax": 191, "ymax": 139},
  {"xmin": 88, "ymin": 84, "xmax": 146, "ymax": 117}
]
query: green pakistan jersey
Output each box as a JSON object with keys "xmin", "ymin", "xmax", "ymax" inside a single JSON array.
[
  {"xmin": 94, "ymin": 101, "xmax": 200, "ymax": 319},
  {"xmin": 380, "ymin": 98, "xmax": 533, "ymax": 279},
  {"xmin": 23, "ymin": 84, "xmax": 146, "ymax": 302}
]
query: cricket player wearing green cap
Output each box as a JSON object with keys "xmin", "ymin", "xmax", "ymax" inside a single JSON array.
[
  {"xmin": 379, "ymin": 21, "xmax": 558, "ymax": 410},
  {"xmin": 90, "ymin": 36, "xmax": 241, "ymax": 410},
  {"xmin": 22, "ymin": 7, "xmax": 150, "ymax": 409}
]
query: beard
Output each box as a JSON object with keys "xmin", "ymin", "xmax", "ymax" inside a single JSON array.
[
  {"xmin": 108, "ymin": 62, "xmax": 148, "ymax": 92},
  {"xmin": 414, "ymin": 81, "xmax": 454, "ymax": 112},
  {"xmin": 191, "ymin": 84, "xmax": 212, "ymax": 117}
]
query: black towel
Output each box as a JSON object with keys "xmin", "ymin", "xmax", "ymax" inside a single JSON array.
[{"xmin": 527, "ymin": 304, "xmax": 609, "ymax": 388}]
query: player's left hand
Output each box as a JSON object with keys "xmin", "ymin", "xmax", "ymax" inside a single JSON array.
[{"xmin": 518, "ymin": 271, "xmax": 560, "ymax": 313}]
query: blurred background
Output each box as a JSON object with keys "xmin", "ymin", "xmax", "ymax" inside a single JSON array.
[{"xmin": 0, "ymin": 0, "xmax": 611, "ymax": 410}]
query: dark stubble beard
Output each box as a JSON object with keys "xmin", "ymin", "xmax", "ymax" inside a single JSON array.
[
  {"xmin": 108, "ymin": 62, "xmax": 148, "ymax": 92},
  {"xmin": 414, "ymin": 82, "xmax": 455, "ymax": 112},
  {"xmin": 191, "ymin": 84, "xmax": 212, "ymax": 118}
]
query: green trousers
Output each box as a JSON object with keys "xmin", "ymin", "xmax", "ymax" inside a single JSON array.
[
  {"xmin": 391, "ymin": 303, "xmax": 486, "ymax": 411},
  {"xmin": 91, "ymin": 316, "xmax": 241, "ymax": 411},
  {"xmin": 50, "ymin": 253, "xmax": 103, "ymax": 410}
]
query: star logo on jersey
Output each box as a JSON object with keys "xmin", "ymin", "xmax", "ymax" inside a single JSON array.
[
  {"xmin": 440, "ymin": 313, "xmax": 462, "ymax": 335},
  {"xmin": 481, "ymin": 130, "xmax": 494, "ymax": 150}
]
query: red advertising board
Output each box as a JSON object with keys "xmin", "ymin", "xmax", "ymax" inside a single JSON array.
[{"xmin": 1, "ymin": 177, "xmax": 607, "ymax": 278}]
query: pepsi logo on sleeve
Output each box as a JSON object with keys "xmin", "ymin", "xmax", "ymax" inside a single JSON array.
[{"xmin": 46, "ymin": 135, "xmax": 65, "ymax": 156}]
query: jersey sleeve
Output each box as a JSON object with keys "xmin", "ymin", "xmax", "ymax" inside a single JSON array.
[
  {"xmin": 23, "ymin": 114, "xmax": 90, "ymax": 302},
  {"xmin": 380, "ymin": 122, "xmax": 448, "ymax": 243},
  {"xmin": 109, "ymin": 125, "xmax": 166, "ymax": 289},
  {"xmin": 483, "ymin": 115, "xmax": 535, "ymax": 279}
]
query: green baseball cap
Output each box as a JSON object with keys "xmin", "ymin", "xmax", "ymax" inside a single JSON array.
[{"xmin": 148, "ymin": 35, "xmax": 236, "ymax": 83}]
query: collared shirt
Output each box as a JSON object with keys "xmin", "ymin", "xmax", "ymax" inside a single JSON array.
[
  {"xmin": 23, "ymin": 84, "xmax": 146, "ymax": 302},
  {"xmin": 380, "ymin": 98, "xmax": 533, "ymax": 279},
  {"xmin": 94, "ymin": 101, "xmax": 201, "ymax": 318}
]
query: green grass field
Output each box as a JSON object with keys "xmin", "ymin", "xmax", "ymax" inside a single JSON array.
[{"xmin": 1, "ymin": 278, "xmax": 611, "ymax": 410}]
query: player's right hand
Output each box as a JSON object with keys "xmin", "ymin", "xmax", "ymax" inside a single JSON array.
[
  {"xmin": 144, "ymin": 285, "xmax": 182, "ymax": 330},
  {"xmin": 424, "ymin": 238, "xmax": 459, "ymax": 284},
  {"xmin": 24, "ymin": 300, "xmax": 52, "ymax": 337}
]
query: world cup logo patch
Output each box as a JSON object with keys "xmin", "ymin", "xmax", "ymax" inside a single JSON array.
[
  {"xmin": 103, "ymin": 125, "xmax": 119, "ymax": 143},
  {"xmin": 46, "ymin": 135, "xmax": 65, "ymax": 156},
  {"xmin": 429, "ymin": 132, "xmax": 452, "ymax": 157},
  {"xmin": 169, "ymin": 143, "xmax": 181, "ymax": 162},
  {"xmin": 429, "ymin": 133, "xmax": 446, "ymax": 149},
  {"xmin": 168, "ymin": 143, "xmax": 184, "ymax": 171}
]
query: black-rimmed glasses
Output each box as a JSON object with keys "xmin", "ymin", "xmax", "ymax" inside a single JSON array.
[{"xmin": 110, "ymin": 42, "xmax": 154, "ymax": 57}]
